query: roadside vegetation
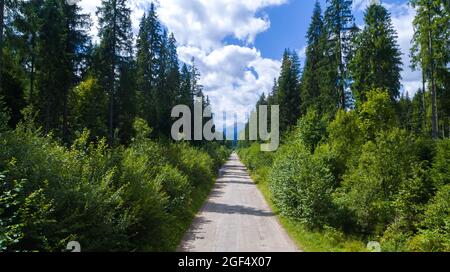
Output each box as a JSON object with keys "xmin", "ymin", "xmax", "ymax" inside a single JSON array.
[
  {"xmin": 0, "ymin": 112, "xmax": 229, "ymax": 251},
  {"xmin": 239, "ymin": 91, "xmax": 450, "ymax": 252},
  {"xmin": 0, "ymin": 1, "xmax": 231, "ymax": 252},
  {"xmin": 239, "ymin": 0, "xmax": 449, "ymax": 252}
]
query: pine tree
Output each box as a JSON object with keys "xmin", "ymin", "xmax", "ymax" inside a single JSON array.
[
  {"xmin": 322, "ymin": 0, "xmax": 356, "ymax": 109},
  {"xmin": 179, "ymin": 63, "xmax": 192, "ymax": 106},
  {"xmin": 190, "ymin": 58, "xmax": 203, "ymax": 100},
  {"xmin": 96, "ymin": 0, "xmax": 133, "ymax": 142},
  {"xmin": 116, "ymin": 59, "xmax": 137, "ymax": 143},
  {"xmin": 156, "ymin": 29, "xmax": 171, "ymax": 135},
  {"xmin": 14, "ymin": 0, "xmax": 44, "ymax": 104},
  {"xmin": 301, "ymin": 1, "xmax": 324, "ymax": 113},
  {"xmin": 411, "ymin": 0, "xmax": 449, "ymax": 139},
  {"xmin": 36, "ymin": 0, "xmax": 67, "ymax": 134},
  {"xmin": 1, "ymin": 0, "xmax": 25, "ymax": 128},
  {"xmin": 60, "ymin": 1, "xmax": 91, "ymax": 141},
  {"xmin": 350, "ymin": 3, "xmax": 402, "ymax": 105},
  {"xmin": 161, "ymin": 32, "xmax": 181, "ymax": 135},
  {"xmin": 136, "ymin": 3, "xmax": 161, "ymax": 131},
  {"xmin": 277, "ymin": 49, "xmax": 301, "ymax": 132}
]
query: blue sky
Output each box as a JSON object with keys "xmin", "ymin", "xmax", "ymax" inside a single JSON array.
[{"xmin": 79, "ymin": 0, "xmax": 419, "ymax": 129}]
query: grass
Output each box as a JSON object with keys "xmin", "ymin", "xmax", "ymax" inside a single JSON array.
[{"xmin": 249, "ymin": 167, "xmax": 368, "ymax": 252}]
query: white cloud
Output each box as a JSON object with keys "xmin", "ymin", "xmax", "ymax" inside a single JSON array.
[
  {"xmin": 78, "ymin": 0, "xmax": 284, "ymax": 129},
  {"xmin": 178, "ymin": 45, "xmax": 280, "ymax": 127},
  {"xmin": 157, "ymin": 0, "xmax": 286, "ymax": 50}
]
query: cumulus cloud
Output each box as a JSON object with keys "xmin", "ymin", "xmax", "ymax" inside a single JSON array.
[
  {"xmin": 78, "ymin": 0, "xmax": 284, "ymax": 129},
  {"xmin": 155, "ymin": 0, "xmax": 287, "ymax": 127},
  {"xmin": 157, "ymin": 0, "xmax": 286, "ymax": 50},
  {"xmin": 178, "ymin": 45, "xmax": 280, "ymax": 127}
]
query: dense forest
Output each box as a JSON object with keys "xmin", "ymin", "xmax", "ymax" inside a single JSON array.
[
  {"xmin": 239, "ymin": 0, "xmax": 450, "ymax": 252},
  {"xmin": 0, "ymin": 0, "xmax": 230, "ymax": 251},
  {"xmin": 0, "ymin": 0, "xmax": 449, "ymax": 253}
]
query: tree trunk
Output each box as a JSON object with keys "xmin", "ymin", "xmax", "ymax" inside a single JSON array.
[{"xmin": 428, "ymin": 0, "xmax": 438, "ymax": 139}]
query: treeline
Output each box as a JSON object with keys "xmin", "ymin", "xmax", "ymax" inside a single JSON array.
[
  {"xmin": 0, "ymin": 1, "xmax": 230, "ymax": 251},
  {"xmin": 240, "ymin": 0, "xmax": 449, "ymax": 251},
  {"xmin": 0, "ymin": 1, "xmax": 211, "ymax": 143}
]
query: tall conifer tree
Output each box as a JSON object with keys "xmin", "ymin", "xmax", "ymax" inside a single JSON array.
[{"xmin": 350, "ymin": 3, "xmax": 402, "ymax": 105}]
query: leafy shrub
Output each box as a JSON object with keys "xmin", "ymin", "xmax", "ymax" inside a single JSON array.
[
  {"xmin": 270, "ymin": 141, "xmax": 336, "ymax": 228},
  {"xmin": 201, "ymin": 142, "xmax": 231, "ymax": 170},
  {"xmin": 356, "ymin": 89, "xmax": 397, "ymax": 140},
  {"xmin": 406, "ymin": 185, "xmax": 450, "ymax": 252},
  {"xmin": 334, "ymin": 129, "xmax": 420, "ymax": 234},
  {"xmin": 432, "ymin": 139, "xmax": 450, "ymax": 187},
  {"xmin": 0, "ymin": 173, "xmax": 24, "ymax": 251},
  {"xmin": 0, "ymin": 117, "xmax": 228, "ymax": 252},
  {"xmin": 295, "ymin": 108, "xmax": 328, "ymax": 153},
  {"xmin": 70, "ymin": 77, "xmax": 108, "ymax": 140},
  {"xmin": 326, "ymin": 110, "xmax": 364, "ymax": 180},
  {"xmin": 239, "ymin": 142, "xmax": 273, "ymax": 172},
  {"xmin": 166, "ymin": 142, "xmax": 214, "ymax": 187}
]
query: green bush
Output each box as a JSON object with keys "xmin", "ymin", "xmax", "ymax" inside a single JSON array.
[
  {"xmin": 432, "ymin": 139, "xmax": 450, "ymax": 187},
  {"xmin": 201, "ymin": 142, "xmax": 231, "ymax": 170},
  {"xmin": 166, "ymin": 142, "xmax": 214, "ymax": 187},
  {"xmin": 406, "ymin": 185, "xmax": 450, "ymax": 252},
  {"xmin": 295, "ymin": 108, "xmax": 328, "ymax": 153},
  {"xmin": 239, "ymin": 142, "xmax": 273, "ymax": 172},
  {"xmin": 334, "ymin": 129, "xmax": 419, "ymax": 234},
  {"xmin": 0, "ymin": 117, "xmax": 228, "ymax": 252},
  {"xmin": 326, "ymin": 110, "xmax": 364, "ymax": 180},
  {"xmin": 356, "ymin": 89, "xmax": 398, "ymax": 140},
  {"xmin": 270, "ymin": 141, "xmax": 336, "ymax": 228}
]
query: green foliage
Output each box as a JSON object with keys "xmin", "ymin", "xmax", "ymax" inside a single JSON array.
[
  {"xmin": 166, "ymin": 142, "xmax": 214, "ymax": 187},
  {"xmin": 335, "ymin": 129, "xmax": 418, "ymax": 234},
  {"xmin": 71, "ymin": 77, "xmax": 108, "ymax": 139},
  {"xmin": 0, "ymin": 117, "xmax": 228, "ymax": 251},
  {"xmin": 270, "ymin": 141, "xmax": 336, "ymax": 228},
  {"xmin": 407, "ymin": 185, "xmax": 450, "ymax": 251},
  {"xmin": 350, "ymin": 3, "xmax": 402, "ymax": 104},
  {"xmin": 0, "ymin": 96, "xmax": 10, "ymax": 132},
  {"xmin": 295, "ymin": 109, "xmax": 328, "ymax": 153},
  {"xmin": 431, "ymin": 139, "xmax": 450, "ymax": 186},
  {"xmin": 275, "ymin": 50, "xmax": 302, "ymax": 132},
  {"xmin": 325, "ymin": 110, "xmax": 363, "ymax": 180},
  {"xmin": 0, "ymin": 173, "xmax": 24, "ymax": 251},
  {"xmin": 356, "ymin": 89, "xmax": 397, "ymax": 140}
]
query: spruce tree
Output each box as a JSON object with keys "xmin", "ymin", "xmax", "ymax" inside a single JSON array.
[
  {"xmin": 0, "ymin": 0, "xmax": 5, "ymax": 92},
  {"xmin": 14, "ymin": 0, "xmax": 43, "ymax": 103},
  {"xmin": 179, "ymin": 63, "xmax": 192, "ymax": 106},
  {"xmin": 96, "ymin": 0, "xmax": 133, "ymax": 142},
  {"xmin": 322, "ymin": 0, "xmax": 356, "ymax": 109},
  {"xmin": 301, "ymin": 1, "xmax": 324, "ymax": 113},
  {"xmin": 136, "ymin": 3, "xmax": 161, "ymax": 131},
  {"xmin": 349, "ymin": 3, "xmax": 402, "ymax": 105},
  {"xmin": 60, "ymin": 1, "xmax": 91, "ymax": 141},
  {"xmin": 277, "ymin": 49, "xmax": 301, "ymax": 132},
  {"xmin": 36, "ymin": 0, "xmax": 67, "ymax": 133}
]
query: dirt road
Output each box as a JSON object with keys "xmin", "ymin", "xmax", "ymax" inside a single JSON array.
[{"xmin": 179, "ymin": 153, "xmax": 299, "ymax": 252}]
